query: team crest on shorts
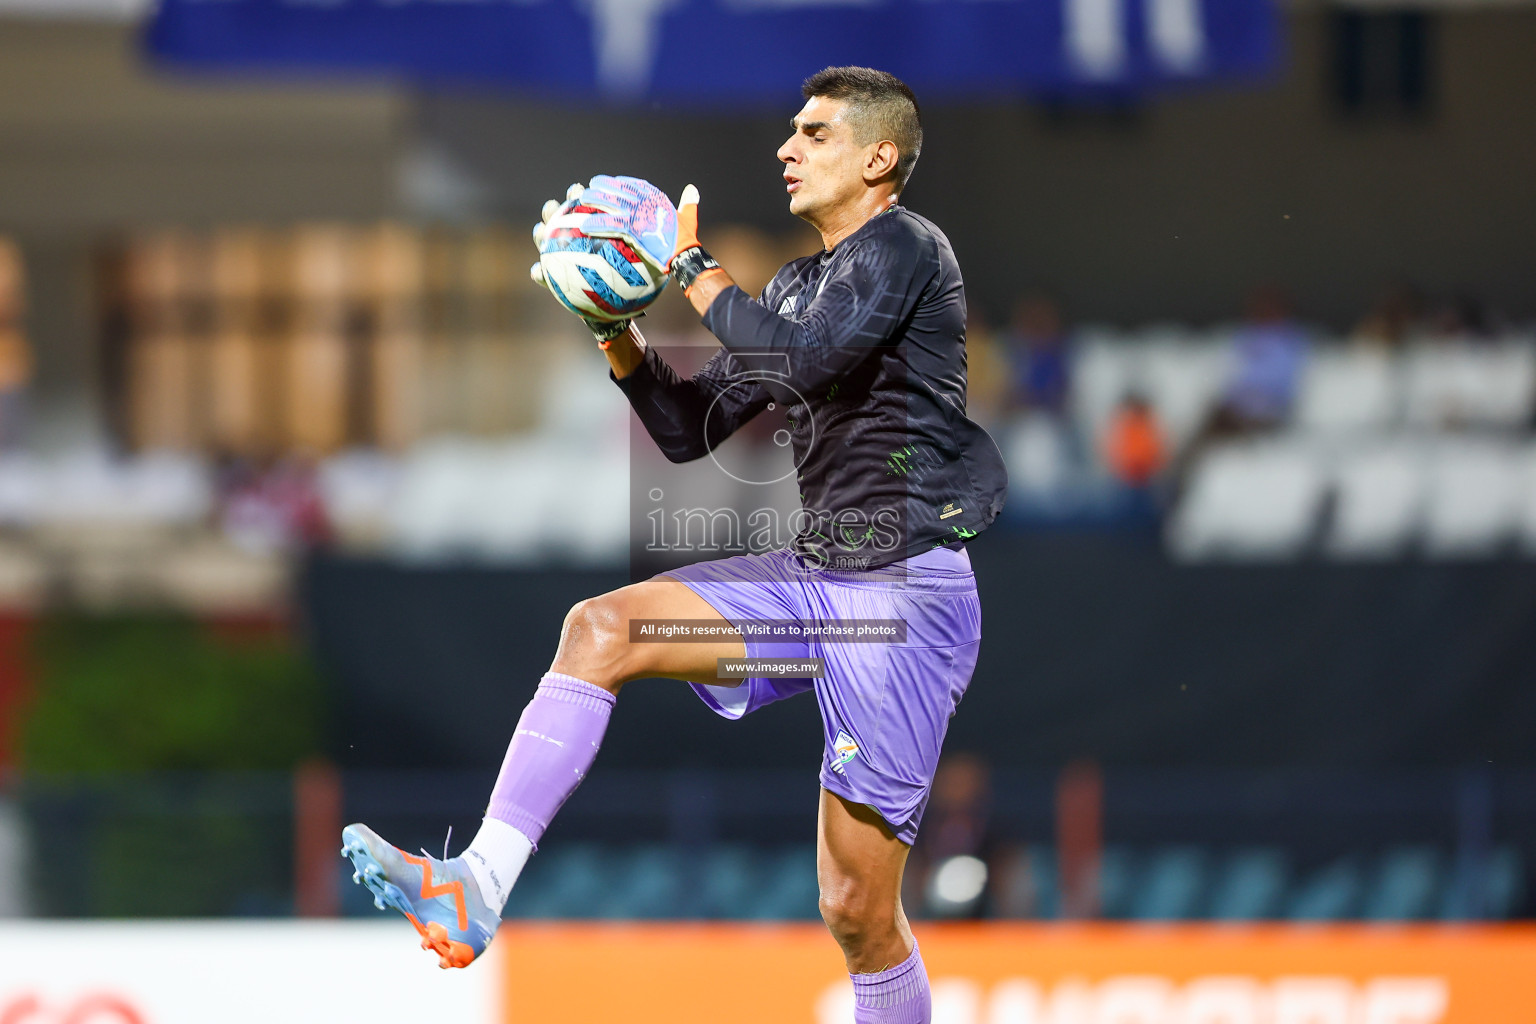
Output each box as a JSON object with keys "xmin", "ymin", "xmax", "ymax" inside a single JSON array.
[{"xmin": 830, "ymin": 730, "xmax": 860, "ymax": 774}]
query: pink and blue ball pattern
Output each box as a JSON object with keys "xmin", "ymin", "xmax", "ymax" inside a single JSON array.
[
  {"xmin": 538, "ymin": 176, "xmax": 677, "ymax": 320},
  {"xmin": 576, "ymin": 175, "xmax": 679, "ymax": 271},
  {"xmin": 540, "ymin": 220, "xmax": 660, "ymax": 318}
]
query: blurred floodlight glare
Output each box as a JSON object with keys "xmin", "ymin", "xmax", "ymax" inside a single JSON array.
[{"xmin": 931, "ymin": 855, "xmax": 989, "ymax": 909}]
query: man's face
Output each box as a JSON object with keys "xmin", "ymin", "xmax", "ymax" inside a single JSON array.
[{"xmin": 777, "ymin": 96, "xmax": 869, "ymax": 222}]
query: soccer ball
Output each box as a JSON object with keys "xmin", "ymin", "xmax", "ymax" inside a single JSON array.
[{"xmin": 537, "ymin": 197, "xmax": 672, "ymax": 322}]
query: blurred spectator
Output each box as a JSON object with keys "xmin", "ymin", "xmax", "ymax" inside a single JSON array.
[
  {"xmin": 1219, "ymin": 286, "xmax": 1309, "ymax": 428},
  {"xmin": 1349, "ymin": 282, "xmax": 1425, "ymax": 349},
  {"xmin": 1102, "ymin": 391, "xmax": 1166, "ymax": 487},
  {"xmin": 0, "ymin": 239, "xmax": 32, "ymax": 449},
  {"xmin": 963, "ymin": 306, "xmax": 1011, "ymax": 430},
  {"xmin": 1427, "ymin": 292, "xmax": 1499, "ymax": 340},
  {"xmin": 1174, "ymin": 287, "xmax": 1308, "ymax": 492},
  {"xmin": 1183, "ymin": 285, "xmax": 1309, "ymax": 469},
  {"xmin": 1001, "ymin": 292, "xmax": 1071, "ymax": 416},
  {"xmin": 218, "ymin": 455, "xmax": 334, "ymax": 555},
  {"xmin": 907, "ymin": 753, "xmax": 1012, "ymax": 920}
]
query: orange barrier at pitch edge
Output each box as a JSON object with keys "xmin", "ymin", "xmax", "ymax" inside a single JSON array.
[{"xmin": 496, "ymin": 922, "xmax": 1536, "ymax": 1023}]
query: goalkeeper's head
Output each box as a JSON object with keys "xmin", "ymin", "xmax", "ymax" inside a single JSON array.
[{"xmin": 780, "ymin": 66, "xmax": 923, "ymax": 226}]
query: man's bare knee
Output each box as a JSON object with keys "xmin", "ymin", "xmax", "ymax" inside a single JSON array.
[
  {"xmin": 550, "ymin": 594, "xmax": 639, "ymax": 692},
  {"xmin": 819, "ymin": 881, "xmax": 885, "ymax": 954}
]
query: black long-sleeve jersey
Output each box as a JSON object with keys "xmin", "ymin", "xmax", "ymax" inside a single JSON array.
[{"xmin": 613, "ymin": 205, "xmax": 1007, "ymax": 569}]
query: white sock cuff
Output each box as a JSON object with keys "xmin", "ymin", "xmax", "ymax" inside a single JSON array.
[{"xmin": 463, "ymin": 816, "xmax": 534, "ymax": 916}]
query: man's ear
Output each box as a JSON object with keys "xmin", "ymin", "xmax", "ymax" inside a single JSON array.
[{"xmin": 864, "ymin": 140, "xmax": 900, "ymax": 184}]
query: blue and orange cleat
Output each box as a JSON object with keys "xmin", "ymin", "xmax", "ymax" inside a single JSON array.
[{"xmin": 341, "ymin": 823, "xmax": 500, "ymax": 969}]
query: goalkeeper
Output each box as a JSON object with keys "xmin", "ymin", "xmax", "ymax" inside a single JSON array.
[{"xmin": 343, "ymin": 66, "xmax": 1006, "ymax": 1024}]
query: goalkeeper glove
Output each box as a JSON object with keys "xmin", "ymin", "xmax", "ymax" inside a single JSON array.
[
  {"xmin": 530, "ymin": 182, "xmax": 633, "ymax": 348},
  {"xmin": 665, "ymin": 184, "xmax": 721, "ymax": 294},
  {"xmin": 562, "ymin": 176, "xmax": 717, "ymax": 293},
  {"xmin": 575, "ymin": 175, "xmax": 678, "ymax": 273}
]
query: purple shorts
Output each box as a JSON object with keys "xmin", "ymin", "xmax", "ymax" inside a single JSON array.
[{"xmin": 657, "ymin": 545, "xmax": 981, "ymax": 845}]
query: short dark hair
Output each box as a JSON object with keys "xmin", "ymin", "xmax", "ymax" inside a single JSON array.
[{"xmin": 801, "ymin": 66, "xmax": 923, "ymax": 193}]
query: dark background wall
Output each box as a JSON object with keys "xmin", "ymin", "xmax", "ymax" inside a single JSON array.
[{"xmin": 304, "ymin": 529, "xmax": 1536, "ymax": 774}]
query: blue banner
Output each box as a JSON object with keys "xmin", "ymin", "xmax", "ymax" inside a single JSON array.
[{"xmin": 146, "ymin": 0, "xmax": 1279, "ymax": 104}]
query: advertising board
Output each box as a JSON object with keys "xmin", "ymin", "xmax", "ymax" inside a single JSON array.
[
  {"xmin": 0, "ymin": 921, "xmax": 494, "ymax": 1023},
  {"xmin": 499, "ymin": 923, "xmax": 1536, "ymax": 1024},
  {"xmin": 5, "ymin": 921, "xmax": 1533, "ymax": 1023}
]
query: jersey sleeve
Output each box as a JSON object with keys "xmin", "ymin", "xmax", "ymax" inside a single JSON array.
[
  {"xmin": 610, "ymin": 344, "xmax": 774, "ymax": 464},
  {"xmin": 701, "ymin": 218, "xmax": 933, "ymax": 399}
]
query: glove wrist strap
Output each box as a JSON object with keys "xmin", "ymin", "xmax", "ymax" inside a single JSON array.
[
  {"xmin": 588, "ymin": 318, "xmax": 631, "ymax": 348},
  {"xmin": 671, "ymin": 245, "xmax": 720, "ymax": 294}
]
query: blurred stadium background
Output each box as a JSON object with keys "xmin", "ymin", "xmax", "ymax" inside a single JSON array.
[{"xmin": 0, "ymin": 0, "xmax": 1534, "ymax": 1020}]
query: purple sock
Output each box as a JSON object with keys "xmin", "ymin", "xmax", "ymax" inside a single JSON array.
[
  {"xmin": 851, "ymin": 942, "xmax": 930, "ymax": 1024},
  {"xmin": 485, "ymin": 672, "xmax": 615, "ymax": 848}
]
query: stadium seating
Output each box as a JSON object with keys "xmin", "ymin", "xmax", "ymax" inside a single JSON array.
[
  {"xmin": 1362, "ymin": 846, "xmax": 1440, "ymax": 921},
  {"xmin": 602, "ymin": 844, "xmax": 682, "ymax": 919},
  {"xmin": 1166, "ymin": 431, "xmax": 1536, "ymax": 562},
  {"xmin": 696, "ymin": 844, "xmax": 761, "ymax": 918},
  {"xmin": 1403, "ymin": 340, "xmax": 1536, "ymax": 429},
  {"xmin": 488, "ymin": 841, "xmax": 1525, "ymax": 922},
  {"xmin": 316, "ymin": 449, "xmax": 401, "ymax": 547},
  {"xmin": 1518, "ymin": 448, "xmax": 1536, "ymax": 554},
  {"xmin": 1049, "ymin": 328, "xmax": 1536, "ymax": 562},
  {"xmin": 0, "ymin": 447, "xmax": 211, "ymax": 529},
  {"xmin": 385, "ymin": 436, "xmax": 627, "ymax": 563},
  {"xmin": 1206, "ymin": 848, "xmax": 1290, "ymax": 920},
  {"xmin": 1439, "ymin": 845, "xmax": 1529, "ymax": 920},
  {"xmin": 1069, "ymin": 328, "xmax": 1138, "ymax": 450},
  {"xmin": 505, "ymin": 843, "xmax": 611, "ymax": 919},
  {"xmin": 1296, "ymin": 348, "xmax": 1400, "ymax": 432},
  {"xmin": 1096, "ymin": 846, "xmax": 1137, "ymax": 919},
  {"xmin": 1138, "ymin": 330, "xmax": 1232, "ymax": 450},
  {"xmin": 1422, "ymin": 438, "xmax": 1524, "ymax": 557},
  {"xmin": 996, "ymin": 846, "xmax": 1060, "ymax": 919},
  {"xmin": 1285, "ymin": 858, "xmax": 1364, "ymax": 921},
  {"xmin": 1129, "ymin": 846, "xmax": 1209, "ymax": 920},
  {"xmin": 6, "ymin": 326, "xmax": 1536, "ymax": 570},
  {"xmin": 1325, "ymin": 439, "xmax": 1428, "ymax": 558},
  {"xmin": 1002, "ymin": 414, "xmax": 1074, "ymax": 497},
  {"xmin": 746, "ymin": 845, "xmax": 821, "ymax": 920},
  {"xmin": 1167, "ymin": 438, "xmax": 1326, "ymax": 559}
]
